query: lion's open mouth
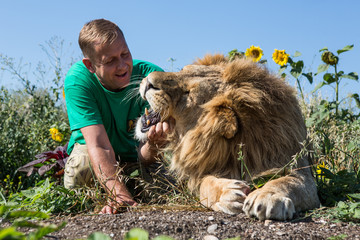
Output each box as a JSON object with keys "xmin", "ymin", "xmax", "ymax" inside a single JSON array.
[{"xmin": 140, "ymin": 108, "xmax": 161, "ymax": 133}]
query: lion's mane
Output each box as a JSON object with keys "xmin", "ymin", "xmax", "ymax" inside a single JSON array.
[{"xmin": 165, "ymin": 56, "xmax": 307, "ymax": 191}]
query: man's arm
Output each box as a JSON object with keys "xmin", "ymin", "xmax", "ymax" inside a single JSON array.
[{"xmin": 81, "ymin": 124, "xmax": 136, "ymax": 214}]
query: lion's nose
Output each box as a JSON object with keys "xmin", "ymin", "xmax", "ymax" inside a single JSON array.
[
  {"xmin": 144, "ymin": 81, "xmax": 153, "ymax": 94},
  {"xmin": 144, "ymin": 78, "xmax": 158, "ymax": 94}
]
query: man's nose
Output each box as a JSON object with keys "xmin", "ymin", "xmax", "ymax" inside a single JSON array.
[{"xmin": 116, "ymin": 58, "xmax": 127, "ymax": 70}]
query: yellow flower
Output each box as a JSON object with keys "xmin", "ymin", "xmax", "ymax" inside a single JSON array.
[
  {"xmin": 49, "ymin": 128, "xmax": 58, "ymax": 135},
  {"xmin": 49, "ymin": 128, "xmax": 64, "ymax": 142},
  {"xmin": 316, "ymin": 162, "xmax": 328, "ymax": 175},
  {"xmin": 62, "ymin": 88, "xmax": 65, "ymax": 99},
  {"xmin": 245, "ymin": 45, "xmax": 263, "ymax": 62},
  {"xmin": 272, "ymin": 49, "xmax": 290, "ymax": 66}
]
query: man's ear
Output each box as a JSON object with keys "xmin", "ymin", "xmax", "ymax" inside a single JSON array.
[{"xmin": 82, "ymin": 58, "xmax": 96, "ymax": 73}]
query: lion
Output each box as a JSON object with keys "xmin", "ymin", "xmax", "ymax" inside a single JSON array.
[{"xmin": 135, "ymin": 54, "xmax": 320, "ymax": 220}]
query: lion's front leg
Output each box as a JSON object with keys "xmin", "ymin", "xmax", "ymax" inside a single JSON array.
[
  {"xmin": 243, "ymin": 171, "xmax": 320, "ymax": 221},
  {"xmin": 200, "ymin": 176, "xmax": 250, "ymax": 215}
]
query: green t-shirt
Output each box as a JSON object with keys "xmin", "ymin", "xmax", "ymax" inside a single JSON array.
[{"xmin": 64, "ymin": 59, "xmax": 163, "ymax": 162}]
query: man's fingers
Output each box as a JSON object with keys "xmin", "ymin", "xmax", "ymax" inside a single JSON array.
[
  {"xmin": 148, "ymin": 119, "xmax": 176, "ymax": 143},
  {"xmin": 155, "ymin": 122, "xmax": 163, "ymax": 136},
  {"xmin": 100, "ymin": 205, "xmax": 113, "ymax": 214},
  {"xmin": 162, "ymin": 121, "xmax": 170, "ymax": 134},
  {"xmin": 148, "ymin": 125, "xmax": 156, "ymax": 139}
]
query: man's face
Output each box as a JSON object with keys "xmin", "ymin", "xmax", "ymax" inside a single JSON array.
[{"xmin": 84, "ymin": 35, "xmax": 133, "ymax": 91}]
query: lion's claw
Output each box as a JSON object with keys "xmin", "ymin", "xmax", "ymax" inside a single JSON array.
[
  {"xmin": 201, "ymin": 177, "xmax": 250, "ymax": 215},
  {"xmin": 243, "ymin": 190, "xmax": 295, "ymax": 220}
]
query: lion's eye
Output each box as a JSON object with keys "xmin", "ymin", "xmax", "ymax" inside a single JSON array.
[{"xmin": 184, "ymin": 91, "xmax": 190, "ymax": 95}]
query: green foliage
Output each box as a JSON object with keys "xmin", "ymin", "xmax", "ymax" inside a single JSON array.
[
  {"xmin": 87, "ymin": 232, "xmax": 113, "ymax": 240},
  {"xmin": 316, "ymin": 168, "xmax": 360, "ymax": 206},
  {"xmin": 308, "ymin": 109, "xmax": 360, "ymax": 207},
  {"xmin": 314, "ymin": 45, "xmax": 359, "ymax": 116},
  {"xmin": 332, "ymin": 193, "xmax": 360, "ymax": 222},
  {"xmin": 0, "ymin": 38, "xmax": 72, "ymax": 188},
  {"xmin": 228, "ymin": 49, "xmax": 245, "ymax": 62},
  {"xmin": 0, "ymin": 206, "xmax": 66, "ymax": 240},
  {"xmin": 327, "ymin": 234, "xmax": 348, "ymax": 240},
  {"xmin": 279, "ymin": 52, "xmax": 314, "ymax": 102},
  {"xmin": 124, "ymin": 228, "xmax": 150, "ymax": 240},
  {"xmin": 0, "ymin": 87, "xmax": 70, "ymax": 187},
  {"xmin": 1, "ymin": 178, "xmax": 94, "ymax": 214}
]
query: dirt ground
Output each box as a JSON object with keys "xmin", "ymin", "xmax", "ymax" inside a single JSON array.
[{"xmin": 42, "ymin": 208, "xmax": 360, "ymax": 240}]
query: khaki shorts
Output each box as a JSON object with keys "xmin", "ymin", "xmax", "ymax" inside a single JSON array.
[
  {"xmin": 64, "ymin": 143, "xmax": 95, "ymax": 189},
  {"xmin": 63, "ymin": 143, "xmax": 150, "ymax": 189}
]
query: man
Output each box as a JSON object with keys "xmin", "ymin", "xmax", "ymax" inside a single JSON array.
[{"xmin": 64, "ymin": 18, "xmax": 172, "ymax": 214}]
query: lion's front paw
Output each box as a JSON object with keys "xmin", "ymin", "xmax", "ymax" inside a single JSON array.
[
  {"xmin": 200, "ymin": 177, "xmax": 250, "ymax": 215},
  {"xmin": 243, "ymin": 189, "xmax": 295, "ymax": 221}
]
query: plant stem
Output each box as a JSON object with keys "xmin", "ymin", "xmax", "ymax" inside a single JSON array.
[
  {"xmin": 296, "ymin": 78, "xmax": 305, "ymax": 103},
  {"xmin": 334, "ymin": 64, "xmax": 339, "ymax": 116}
]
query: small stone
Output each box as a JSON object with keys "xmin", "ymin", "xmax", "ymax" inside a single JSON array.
[
  {"xmin": 208, "ymin": 216, "xmax": 215, "ymax": 221},
  {"xmin": 203, "ymin": 235, "xmax": 219, "ymax": 240},
  {"xmin": 207, "ymin": 224, "xmax": 218, "ymax": 234},
  {"xmin": 139, "ymin": 216, "xmax": 146, "ymax": 220},
  {"xmin": 264, "ymin": 220, "xmax": 273, "ymax": 226},
  {"xmin": 317, "ymin": 219, "xmax": 327, "ymax": 224}
]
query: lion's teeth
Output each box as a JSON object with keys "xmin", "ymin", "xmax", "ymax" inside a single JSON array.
[
  {"xmin": 146, "ymin": 120, "xmax": 150, "ymax": 125},
  {"xmin": 145, "ymin": 108, "xmax": 149, "ymax": 116}
]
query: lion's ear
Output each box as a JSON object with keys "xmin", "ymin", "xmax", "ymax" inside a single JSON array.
[
  {"xmin": 217, "ymin": 106, "xmax": 238, "ymax": 139},
  {"xmin": 201, "ymin": 97, "xmax": 238, "ymax": 139}
]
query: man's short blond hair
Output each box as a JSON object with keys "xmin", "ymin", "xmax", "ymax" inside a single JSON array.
[{"xmin": 79, "ymin": 19, "xmax": 124, "ymax": 60}]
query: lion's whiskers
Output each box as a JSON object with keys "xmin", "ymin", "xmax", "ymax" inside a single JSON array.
[{"xmin": 121, "ymin": 75, "xmax": 144, "ymax": 104}]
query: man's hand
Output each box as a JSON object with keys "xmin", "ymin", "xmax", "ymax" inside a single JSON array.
[
  {"xmin": 100, "ymin": 194, "xmax": 137, "ymax": 214},
  {"xmin": 139, "ymin": 117, "xmax": 175, "ymax": 165},
  {"xmin": 147, "ymin": 117, "xmax": 176, "ymax": 147}
]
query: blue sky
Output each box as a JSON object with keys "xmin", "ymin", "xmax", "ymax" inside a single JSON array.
[{"xmin": 1, "ymin": 0, "xmax": 359, "ymax": 100}]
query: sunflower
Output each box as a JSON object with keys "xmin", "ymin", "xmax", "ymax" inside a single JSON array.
[
  {"xmin": 272, "ymin": 49, "xmax": 290, "ymax": 66},
  {"xmin": 245, "ymin": 45, "xmax": 263, "ymax": 62}
]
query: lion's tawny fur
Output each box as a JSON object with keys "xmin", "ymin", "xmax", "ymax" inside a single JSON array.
[
  {"xmin": 162, "ymin": 59, "xmax": 307, "ymax": 191},
  {"xmin": 136, "ymin": 55, "xmax": 320, "ymax": 219}
]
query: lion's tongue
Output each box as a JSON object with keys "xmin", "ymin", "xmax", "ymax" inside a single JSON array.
[{"xmin": 140, "ymin": 109, "xmax": 161, "ymax": 133}]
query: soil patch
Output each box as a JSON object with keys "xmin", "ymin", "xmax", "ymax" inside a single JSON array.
[{"xmin": 41, "ymin": 209, "xmax": 360, "ymax": 240}]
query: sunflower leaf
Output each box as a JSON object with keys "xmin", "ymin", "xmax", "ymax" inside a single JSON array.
[
  {"xmin": 337, "ymin": 44, "xmax": 354, "ymax": 55},
  {"xmin": 341, "ymin": 72, "xmax": 358, "ymax": 81},
  {"xmin": 312, "ymin": 81, "xmax": 327, "ymax": 93},
  {"xmin": 316, "ymin": 64, "xmax": 329, "ymax": 75},
  {"xmin": 302, "ymin": 72, "xmax": 313, "ymax": 84}
]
